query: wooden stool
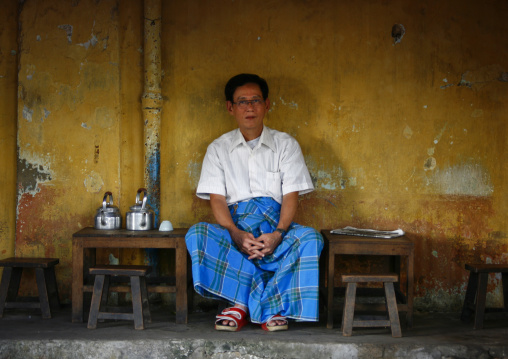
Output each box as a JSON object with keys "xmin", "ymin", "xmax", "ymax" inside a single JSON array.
[
  {"xmin": 87, "ymin": 265, "xmax": 151, "ymax": 330},
  {"xmin": 341, "ymin": 273, "xmax": 402, "ymax": 337},
  {"xmin": 461, "ymin": 263, "xmax": 508, "ymax": 329},
  {"xmin": 0, "ymin": 257, "xmax": 60, "ymax": 319}
]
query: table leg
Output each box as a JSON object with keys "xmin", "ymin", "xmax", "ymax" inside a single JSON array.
[
  {"xmin": 327, "ymin": 251, "xmax": 335, "ymax": 329},
  {"xmin": 407, "ymin": 251, "xmax": 414, "ymax": 328},
  {"xmin": 175, "ymin": 238, "xmax": 188, "ymax": 324},
  {"xmin": 72, "ymin": 238, "xmax": 84, "ymax": 323}
]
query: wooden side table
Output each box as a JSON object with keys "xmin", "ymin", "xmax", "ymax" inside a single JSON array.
[
  {"xmin": 72, "ymin": 227, "xmax": 189, "ymax": 324},
  {"xmin": 320, "ymin": 230, "xmax": 414, "ymax": 329}
]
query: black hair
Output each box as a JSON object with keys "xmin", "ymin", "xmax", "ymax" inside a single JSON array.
[{"xmin": 224, "ymin": 74, "xmax": 269, "ymax": 102}]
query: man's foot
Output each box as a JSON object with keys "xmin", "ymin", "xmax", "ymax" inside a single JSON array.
[
  {"xmin": 215, "ymin": 307, "xmax": 248, "ymax": 332},
  {"xmin": 261, "ymin": 314, "xmax": 288, "ymax": 332}
]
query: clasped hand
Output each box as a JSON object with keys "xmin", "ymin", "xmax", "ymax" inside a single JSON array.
[{"xmin": 230, "ymin": 229, "xmax": 282, "ymax": 260}]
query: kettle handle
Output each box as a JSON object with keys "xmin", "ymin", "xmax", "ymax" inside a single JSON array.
[
  {"xmin": 135, "ymin": 188, "xmax": 148, "ymax": 210},
  {"xmin": 102, "ymin": 192, "xmax": 113, "ymax": 210},
  {"xmin": 101, "ymin": 192, "xmax": 113, "ymax": 226}
]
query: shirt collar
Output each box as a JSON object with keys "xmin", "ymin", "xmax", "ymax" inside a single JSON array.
[{"xmin": 228, "ymin": 126, "xmax": 276, "ymax": 153}]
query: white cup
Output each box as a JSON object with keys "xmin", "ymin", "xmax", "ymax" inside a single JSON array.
[{"xmin": 159, "ymin": 220, "xmax": 173, "ymax": 231}]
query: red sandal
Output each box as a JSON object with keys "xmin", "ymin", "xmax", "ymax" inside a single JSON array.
[
  {"xmin": 261, "ymin": 314, "xmax": 288, "ymax": 332},
  {"xmin": 215, "ymin": 307, "xmax": 248, "ymax": 332}
]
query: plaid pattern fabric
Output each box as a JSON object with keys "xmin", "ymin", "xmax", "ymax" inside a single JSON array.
[{"xmin": 185, "ymin": 197, "xmax": 324, "ymax": 323}]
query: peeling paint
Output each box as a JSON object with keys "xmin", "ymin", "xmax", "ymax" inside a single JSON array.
[
  {"xmin": 430, "ymin": 163, "xmax": 494, "ymax": 196},
  {"xmin": 423, "ymin": 157, "xmax": 436, "ymax": 171},
  {"xmin": 403, "ymin": 125, "xmax": 413, "ymax": 139},
  {"xmin": 187, "ymin": 159, "xmax": 201, "ymax": 187},
  {"xmin": 22, "ymin": 105, "xmax": 33, "ymax": 122},
  {"xmin": 433, "ymin": 123, "xmax": 447, "ymax": 144},
  {"xmin": 57, "ymin": 24, "xmax": 73, "ymax": 43},
  {"xmin": 84, "ymin": 171, "xmax": 104, "ymax": 193},
  {"xmin": 17, "ymin": 158, "xmax": 52, "ymax": 197},
  {"xmin": 78, "ymin": 33, "xmax": 98, "ymax": 49},
  {"xmin": 471, "ymin": 109, "xmax": 483, "ymax": 118},
  {"xmin": 279, "ymin": 97, "xmax": 298, "ymax": 109}
]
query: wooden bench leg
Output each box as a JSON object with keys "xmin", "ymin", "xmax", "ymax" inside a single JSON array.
[
  {"xmin": 474, "ymin": 272, "xmax": 488, "ymax": 330},
  {"xmin": 385, "ymin": 282, "xmax": 402, "ymax": 337},
  {"xmin": 88, "ymin": 274, "xmax": 105, "ymax": 329},
  {"xmin": 342, "ymin": 282, "xmax": 357, "ymax": 336},
  {"xmin": 461, "ymin": 271, "xmax": 478, "ymax": 322},
  {"xmin": 130, "ymin": 276, "xmax": 145, "ymax": 330}
]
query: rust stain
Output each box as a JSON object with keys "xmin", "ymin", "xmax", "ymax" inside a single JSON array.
[{"xmin": 15, "ymin": 186, "xmax": 88, "ymax": 301}]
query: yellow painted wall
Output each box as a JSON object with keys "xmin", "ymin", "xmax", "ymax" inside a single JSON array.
[
  {"xmin": 0, "ymin": 0, "xmax": 18, "ymax": 262},
  {"xmin": 1, "ymin": 0, "xmax": 507, "ymax": 310}
]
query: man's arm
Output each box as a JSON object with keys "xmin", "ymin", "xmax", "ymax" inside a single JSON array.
[
  {"xmin": 209, "ymin": 193, "xmax": 265, "ymax": 258},
  {"xmin": 257, "ymin": 191, "xmax": 299, "ymax": 256}
]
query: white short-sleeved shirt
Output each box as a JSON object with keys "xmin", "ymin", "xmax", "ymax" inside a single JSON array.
[{"xmin": 196, "ymin": 126, "xmax": 314, "ymax": 205}]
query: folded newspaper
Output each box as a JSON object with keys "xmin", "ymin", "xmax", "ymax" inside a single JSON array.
[{"xmin": 330, "ymin": 226, "xmax": 405, "ymax": 238}]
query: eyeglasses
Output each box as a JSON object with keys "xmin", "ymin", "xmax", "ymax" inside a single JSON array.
[{"xmin": 232, "ymin": 99, "xmax": 265, "ymax": 109}]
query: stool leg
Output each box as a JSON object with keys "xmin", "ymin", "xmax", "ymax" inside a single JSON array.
[
  {"xmin": 6, "ymin": 268, "xmax": 23, "ymax": 302},
  {"xmin": 342, "ymin": 282, "xmax": 357, "ymax": 336},
  {"xmin": 130, "ymin": 276, "xmax": 145, "ymax": 330},
  {"xmin": 461, "ymin": 271, "xmax": 478, "ymax": 322},
  {"xmin": 88, "ymin": 274, "xmax": 105, "ymax": 329},
  {"xmin": 100, "ymin": 275, "xmax": 110, "ymax": 311},
  {"xmin": 140, "ymin": 276, "xmax": 151, "ymax": 324},
  {"xmin": 0, "ymin": 267, "xmax": 14, "ymax": 317},
  {"xmin": 35, "ymin": 268, "xmax": 51, "ymax": 319},
  {"xmin": 384, "ymin": 282, "xmax": 402, "ymax": 337},
  {"xmin": 474, "ymin": 272, "xmax": 488, "ymax": 329},
  {"xmin": 502, "ymin": 273, "xmax": 508, "ymax": 311},
  {"xmin": 45, "ymin": 267, "xmax": 60, "ymax": 311}
]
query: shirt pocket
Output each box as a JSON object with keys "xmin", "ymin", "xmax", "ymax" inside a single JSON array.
[{"xmin": 266, "ymin": 171, "xmax": 282, "ymax": 200}]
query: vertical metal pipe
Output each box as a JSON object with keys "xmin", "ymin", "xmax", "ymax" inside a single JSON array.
[{"xmin": 142, "ymin": 0, "xmax": 162, "ymax": 267}]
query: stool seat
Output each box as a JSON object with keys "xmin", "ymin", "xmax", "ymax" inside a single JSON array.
[
  {"xmin": 461, "ymin": 263, "xmax": 508, "ymax": 329},
  {"xmin": 87, "ymin": 265, "xmax": 151, "ymax": 330},
  {"xmin": 342, "ymin": 273, "xmax": 399, "ymax": 283},
  {"xmin": 89, "ymin": 265, "xmax": 152, "ymax": 277},
  {"xmin": 0, "ymin": 257, "xmax": 60, "ymax": 319},
  {"xmin": 341, "ymin": 273, "xmax": 402, "ymax": 337}
]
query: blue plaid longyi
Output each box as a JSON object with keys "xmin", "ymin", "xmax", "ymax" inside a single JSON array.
[{"xmin": 185, "ymin": 197, "xmax": 323, "ymax": 324}]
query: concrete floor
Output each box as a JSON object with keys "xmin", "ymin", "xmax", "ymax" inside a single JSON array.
[{"xmin": 0, "ymin": 304, "xmax": 507, "ymax": 359}]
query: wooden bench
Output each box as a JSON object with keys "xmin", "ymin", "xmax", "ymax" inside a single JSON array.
[
  {"xmin": 0, "ymin": 257, "xmax": 60, "ymax": 319},
  {"xmin": 87, "ymin": 265, "xmax": 151, "ymax": 330},
  {"xmin": 461, "ymin": 263, "xmax": 508, "ymax": 329},
  {"xmin": 341, "ymin": 273, "xmax": 402, "ymax": 337}
]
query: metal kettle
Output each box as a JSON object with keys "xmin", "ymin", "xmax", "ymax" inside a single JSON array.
[
  {"xmin": 94, "ymin": 192, "xmax": 122, "ymax": 230},
  {"xmin": 126, "ymin": 188, "xmax": 154, "ymax": 231}
]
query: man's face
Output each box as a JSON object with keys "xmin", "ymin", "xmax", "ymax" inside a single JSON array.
[{"xmin": 226, "ymin": 83, "xmax": 270, "ymax": 136}]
